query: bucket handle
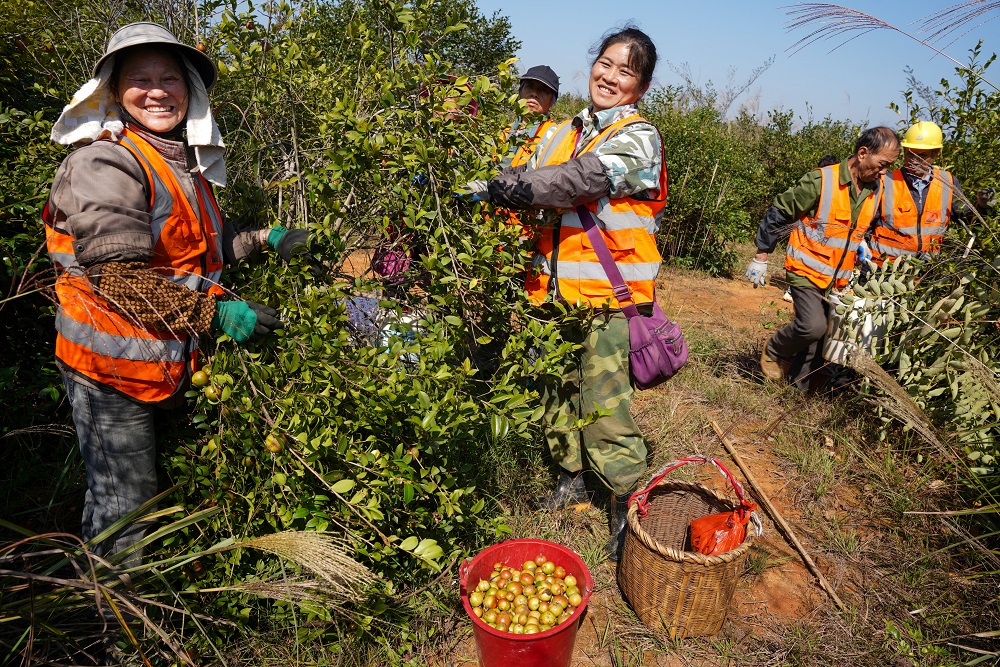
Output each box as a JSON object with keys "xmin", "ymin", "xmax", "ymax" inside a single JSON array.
[{"xmin": 629, "ymin": 455, "xmax": 763, "ymax": 536}]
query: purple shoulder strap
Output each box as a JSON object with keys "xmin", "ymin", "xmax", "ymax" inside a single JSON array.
[{"xmin": 575, "ymin": 205, "xmax": 642, "ymax": 320}]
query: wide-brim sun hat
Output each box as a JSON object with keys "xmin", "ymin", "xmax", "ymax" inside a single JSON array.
[{"xmin": 94, "ymin": 22, "xmax": 217, "ymax": 91}]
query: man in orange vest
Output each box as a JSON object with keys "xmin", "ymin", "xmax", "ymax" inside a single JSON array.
[
  {"xmin": 869, "ymin": 121, "xmax": 977, "ymax": 264},
  {"xmin": 45, "ymin": 23, "xmax": 310, "ymax": 566},
  {"xmin": 746, "ymin": 127, "xmax": 900, "ymax": 390}
]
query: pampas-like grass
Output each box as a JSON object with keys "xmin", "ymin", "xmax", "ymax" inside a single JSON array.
[
  {"xmin": 785, "ymin": 3, "xmax": 999, "ymax": 92},
  {"xmin": 234, "ymin": 531, "xmax": 373, "ymax": 599}
]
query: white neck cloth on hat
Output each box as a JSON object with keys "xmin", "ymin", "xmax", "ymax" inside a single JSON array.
[{"xmin": 50, "ymin": 55, "xmax": 227, "ymax": 187}]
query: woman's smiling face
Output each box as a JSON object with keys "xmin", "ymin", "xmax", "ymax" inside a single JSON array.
[
  {"xmin": 117, "ymin": 48, "xmax": 189, "ymax": 133},
  {"xmin": 589, "ymin": 42, "xmax": 648, "ymax": 112}
]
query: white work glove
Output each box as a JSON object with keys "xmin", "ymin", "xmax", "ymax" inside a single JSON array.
[
  {"xmin": 462, "ymin": 179, "xmax": 490, "ymax": 202},
  {"xmin": 856, "ymin": 240, "xmax": 872, "ymax": 264},
  {"xmin": 744, "ymin": 259, "xmax": 768, "ymax": 288}
]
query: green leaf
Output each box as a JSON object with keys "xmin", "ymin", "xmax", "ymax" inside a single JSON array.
[
  {"xmin": 331, "ymin": 478, "xmax": 356, "ymax": 494},
  {"xmin": 491, "ymin": 414, "xmax": 510, "ymax": 440},
  {"xmin": 413, "ymin": 538, "xmax": 443, "ymax": 561}
]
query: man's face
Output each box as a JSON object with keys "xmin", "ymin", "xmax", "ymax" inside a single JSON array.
[
  {"xmin": 903, "ymin": 147, "xmax": 940, "ymax": 178},
  {"xmin": 519, "ymin": 80, "xmax": 555, "ymax": 115},
  {"xmin": 856, "ymin": 144, "xmax": 900, "ymax": 182}
]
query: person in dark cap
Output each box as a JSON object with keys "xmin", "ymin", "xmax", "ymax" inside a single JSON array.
[
  {"xmin": 519, "ymin": 65, "xmax": 559, "ymax": 117},
  {"xmin": 499, "ymin": 65, "xmax": 560, "ymax": 169}
]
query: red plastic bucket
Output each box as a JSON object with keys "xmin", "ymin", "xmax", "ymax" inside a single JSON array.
[{"xmin": 459, "ymin": 538, "xmax": 593, "ymax": 667}]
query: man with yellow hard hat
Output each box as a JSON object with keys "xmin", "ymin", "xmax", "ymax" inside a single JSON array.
[{"xmin": 869, "ymin": 121, "xmax": 976, "ymax": 264}]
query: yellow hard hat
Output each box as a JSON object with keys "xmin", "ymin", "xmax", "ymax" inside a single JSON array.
[{"xmin": 900, "ymin": 121, "xmax": 943, "ymax": 150}]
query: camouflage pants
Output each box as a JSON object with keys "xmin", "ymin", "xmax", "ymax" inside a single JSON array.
[{"xmin": 541, "ymin": 312, "xmax": 647, "ymax": 495}]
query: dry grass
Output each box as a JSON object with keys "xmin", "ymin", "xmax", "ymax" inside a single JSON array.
[
  {"xmin": 784, "ymin": 3, "xmax": 999, "ymax": 92},
  {"xmin": 847, "ymin": 352, "xmax": 962, "ymax": 467}
]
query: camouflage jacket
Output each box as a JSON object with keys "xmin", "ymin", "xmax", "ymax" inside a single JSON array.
[{"xmin": 489, "ymin": 103, "xmax": 662, "ymax": 210}]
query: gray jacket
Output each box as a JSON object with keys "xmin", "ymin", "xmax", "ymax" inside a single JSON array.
[{"xmin": 47, "ymin": 128, "xmax": 260, "ymax": 268}]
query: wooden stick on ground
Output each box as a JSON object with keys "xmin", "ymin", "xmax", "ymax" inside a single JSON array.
[{"xmin": 710, "ymin": 420, "xmax": 847, "ymax": 612}]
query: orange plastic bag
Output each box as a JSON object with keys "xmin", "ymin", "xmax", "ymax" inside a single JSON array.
[{"xmin": 689, "ymin": 502, "xmax": 757, "ymax": 557}]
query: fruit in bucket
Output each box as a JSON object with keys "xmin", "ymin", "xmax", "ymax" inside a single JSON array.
[{"xmin": 467, "ymin": 556, "xmax": 582, "ymax": 633}]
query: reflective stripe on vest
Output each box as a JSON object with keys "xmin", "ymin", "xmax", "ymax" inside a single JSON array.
[
  {"xmin": 55, "ymin": 310, "xmax": 188, "ymax": 362},
  {"xmin": 525, "ymin": 114, "xmax": 666, "ymax": 308},
  {"xmin": 192, "ymin": 176, "xmax": 225, "ymax": 292},
  {"xmin": 532, "ymin": 121, "xmax": 579, "ymax": 168},
  {"xmin": 872, "ymin": 168, "xmax": 952, "ymax": 261},
  {"xmin": 44, "ymin": 202, "xmax": 79, "ymax": 270},
  {"xmin": 786, "ymin": 244, "xmax": 854, "ymax": 284},
  {"xmin": 45, "ymin": 128, "xmax": 225, "ymax": 403},
  {"xmin": 784, "ymin": 165, "xmax": 881, "ymax": 290},
  {"xmin": 510, "ymin": 119, "xmax": 553, "ymax": 168}
]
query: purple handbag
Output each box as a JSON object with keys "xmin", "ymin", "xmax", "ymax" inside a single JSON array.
[{"xmin": 577, "ymin": 206, "xmax": 688, "ymax": 389}]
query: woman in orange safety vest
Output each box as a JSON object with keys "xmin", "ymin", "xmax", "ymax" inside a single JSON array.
[
  {"xmin": 45, "ymin": 23, "xmax": 309, "ymax": 567},
  {"xmin": 467, "ymin": 27, "xmax": 667, "ymax": 564}
]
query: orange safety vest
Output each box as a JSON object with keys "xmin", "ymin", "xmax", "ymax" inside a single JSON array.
[
  {"xmin": 505, "ymin": 119, "xmax": 554, "ymax": 240},
  {"xmin": 871, "ymin": 167, "xmax": 952, "ymax": 263},
  {"xmin": 524, "ymin": 115, "xmax": 667, "ymax": 308},
  {"xmin": 509, "ymin": 119, "xmax": 554, "ymax": 168},
  {"xmin": 44, "ymin": 127, "xmax": 226, "ymax": 403},
  {"xmin": 784, "ymin": 165, "xmax": 881, "ymax": 290}
]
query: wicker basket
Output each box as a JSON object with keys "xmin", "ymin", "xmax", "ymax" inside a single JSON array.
[{"xmin": 617, "ymin": 458, "xmax": 758, "ymax": 639}]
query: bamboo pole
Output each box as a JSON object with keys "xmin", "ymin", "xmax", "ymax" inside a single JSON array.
[{"xmin": 710, "ymin": 420, "xmax": 847, "ymax": 612}]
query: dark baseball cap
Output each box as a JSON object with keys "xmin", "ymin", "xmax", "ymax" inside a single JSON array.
[{"xmin": 519, "ymin": 65, "xmax": 559, "ymax": 100}]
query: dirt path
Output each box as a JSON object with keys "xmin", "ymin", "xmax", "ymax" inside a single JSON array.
[{"xmin": 657, "ymin": 269, "xmax": 792, "ymax": 339}]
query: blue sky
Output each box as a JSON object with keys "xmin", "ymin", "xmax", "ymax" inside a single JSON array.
[{"xmin": 475, "ymin": 1, "xmax": 998, "ymax": 125}]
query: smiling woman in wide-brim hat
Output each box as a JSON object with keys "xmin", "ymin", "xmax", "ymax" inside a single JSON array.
[{"xmin": 44, "ymin": 22, "xmax": 301, "ymax": 571}]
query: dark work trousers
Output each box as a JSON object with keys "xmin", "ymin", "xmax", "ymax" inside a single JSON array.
[
  {"xmin": 61, "ymin": 370, "xmax": 158, "ymax": 570},
  {"xmin": 766, "ymin": 284, "xmax": 832, "ymax": 391}
]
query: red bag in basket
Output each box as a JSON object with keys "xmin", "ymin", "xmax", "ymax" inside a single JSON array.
[{"xmin": 689, "ymin": 501, "xmax": 757, "ymax": 557}]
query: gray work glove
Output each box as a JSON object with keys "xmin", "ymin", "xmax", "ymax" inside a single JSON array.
[{"xmin": 744, "ymin": 259, "xmax": 768, "ymax": 288}]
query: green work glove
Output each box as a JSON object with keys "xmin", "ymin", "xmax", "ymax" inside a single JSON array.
[
  {"xmin": 267, "ymin": 226, "xmax": 310, "ymax": 262},
  {"xmin": 212, "ymin": 300, "xmax": 283, "ymax": 343}
]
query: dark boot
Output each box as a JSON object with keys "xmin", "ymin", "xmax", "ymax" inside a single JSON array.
[
  {"xmin": 604, "ymin": 491, "xmax": 632, "ymax": 564},
  {"xmin": 535, "ymin": 469, "xmax": 588, "ymax": 510}
]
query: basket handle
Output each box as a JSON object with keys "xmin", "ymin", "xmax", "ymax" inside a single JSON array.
[{"xmin": 629, "ymin": 455, "xmax": 753, "ymax": 520}]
